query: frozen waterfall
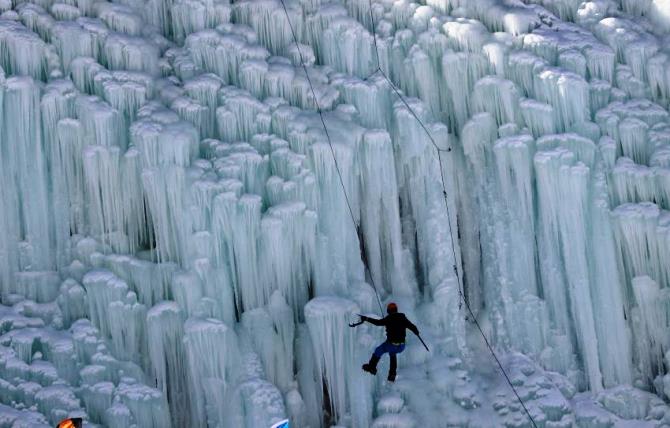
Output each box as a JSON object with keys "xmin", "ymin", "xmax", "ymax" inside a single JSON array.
[{"xmin": 1, "ymin": 0, "xmax": 670, "ymax": 427}]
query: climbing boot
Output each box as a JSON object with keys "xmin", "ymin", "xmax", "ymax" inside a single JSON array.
[
  {"xmin": 387, "ymin": 372, "xmax": 396, "ymax": 382},
  {"xmin": 362, "ymin": 355, "xmax": 380, "ymax": 375}
]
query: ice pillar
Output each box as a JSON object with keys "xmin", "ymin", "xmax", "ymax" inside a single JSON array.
[{"xmin": 304, "ymin": 297, "xmax": 360, "ymax": 424}]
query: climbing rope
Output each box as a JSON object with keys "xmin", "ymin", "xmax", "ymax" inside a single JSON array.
[
  {"xmin": 277, "ymin": 1, "xmax": 538, "ymax": 426},
  {"xmin": 277, "ymin": 0, "xmax": 385, "ymax": 317}
]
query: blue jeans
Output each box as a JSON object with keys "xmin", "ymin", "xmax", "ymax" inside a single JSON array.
[
  {"xmin": 372, "ymin": 341, "xmax": 405, "ymax": 377},
  {"xmin": 373, "ymin": 341, "xmax": 406, "ymax": 358}
]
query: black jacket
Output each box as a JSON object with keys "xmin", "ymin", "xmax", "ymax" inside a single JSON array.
[{"xmin": 364, "ymin": 312, "xmax": 419, "ymax": 343}]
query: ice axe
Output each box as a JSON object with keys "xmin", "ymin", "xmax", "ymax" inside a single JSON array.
[{"xmin": 416, "ymin": 334, "xmax": 430, "ymax": 352}]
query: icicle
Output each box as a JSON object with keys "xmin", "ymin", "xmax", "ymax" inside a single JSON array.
[
  {"xmin": 39, "ymin": 80, "xmax": 78, "ymax": 268},
  {"xmin": 2, "ymin": 76, "xmax": 53, "ymax": 271},
  {"xmin": 630, "ymin": 276, "xmax": 670, "ymax": 386},
  {"xmin": 0, "ymin": 71, "xmax": 16, "ymax": 295},
  {"xmin": 390, "ymin": 99, "xmax": 458, "ymax": 297},
  {"xmin": 217, "ymin": 92, "xmax": 271, "ymax": 142},
  {"xmin": 309, "ymin": 140, "xmax": 364, "ymax": 295},
  {"xmin": 583, "ymin": 45, "xmax": 615, "ymax": 83},
  {"xmin": 57, "ymin": 279, "xmax": 87, "ymax": 328},
  {"xmin": 261, "ymin": 203, "xmax": 316, "ymax": 319},
  {"xmin": 533, "ymin": 68, "xmax": 590, "ymax": 132},
  {"xmin": 104, "ymin": 402, "xmax": 136, "ymax": 427},
  {"xmin": 358, "ymin": 130, "xmax": 408, "ymax": 297},
  {"xmin": 536, "ymin": 133, "xmax": 597, "ymax": 167},
  {"xmin": 619, "ymin": 118, "xmax": 650, "ymax": 165},
  {"xmin": 183, "ymin": 73, "xmax": 222, "ymax": 138},
  {"xmin": 334, "ymin": 73, "xmax": 391, "ymax": 129},
  {"xmin": 443, "ymin": 18, "xmax": 490, "ymax": 53},
  {"xmin": 558, "ymin": 50, "xmax": 586, "ymax": 78},
  {"xmin": 610, "ymin": 158, "xmax": 657, "ymax": 207},
  {"xmin": 241, "ymin": 303, "xmax": 293, "ymax": 393},
  {"xmin": 183, "ymin": 317, "xmax": 238, "ymax": 427},
  {"xmin": 406, "ymin": 40, "xmax": 444, "ymax": 120},
  {"xmin": 304, "ymin": 297, "xmax": 359, "ymax": 424},
  {"xmin": 442, "ymin": 50, "xmax": 490, "ymax": 131},
  {"xmin": 115, "ymin": 379, "xmax": 171, "ymax": 428},
  {"xmin": 471, "ymin": 75, "xmax": 521, "ymax": 127},
  {"xmin": 647, "ymin": 53, "xmax": 670, "ymax": 104},
  {"xmin": 589, "ymin": 79, "xmax": 612, "ymax": 114},
  {"xmin": 493, "ymin": 134, "xmax": 538, "ymax": 299},
  {"xmin": 142, "ymin": 166, "xmax": 188, "ymax": 263},
  {"xmin": 82, "ymin": 270, "xmax": 129, "ymax": 340},
  {"xmin": 82, "ymin": 145, "xmax": 126, "ymax": 250},
  {"xmin": 294, "ymin": 324, "xmax": 322, "ymax": 427},
  {"xmin": 506, "ymin": 51, "xmax": 547, "ymax": 99},
  {"xmin": 428, "ymin": 278, "xmax": 467, "ymax": 355},
  {"xmin": 611, "ymin": 203, "xmax": 670, "ymax": 290},
  {"xmin": 616, "ymin": 65, "xmax": 647, "ymax": 99},
  {"xmin": 75, "ymin": 95, "xmax": 127, "ymax": 149},
  {"xmin": 99, "ymin": 72, "xmax": 153, "ymax": 124},
  {"xmin": 268, "ymin": 291, "xmax": 295, "ymax": 386},
  {"xmin": 95, "ymin": 3, "xmax": 143, "ymax": 36},
  {"xmin": 131, "ymin": 117, "xmax": 198, "ymax": 168},
  {"xmin": 507, "ymin": 294, "xmax": 550, "ymax": 357},
  {"xmin": 103, "ymin": 34, "xmax": 160, "ymax": 76},
  {"xmin": 50, "ymin": 21, "xmax": 96, "ymax": 72},
  {"xmin": 69, "ymin": 57, "xmax": 105, "ymax": 95},
  {"xmin": 238, "ymin": 59, "xmax": 268, "ymax": 100},
  {"xmin": 107, "ymin": 291, "xmax": 147, "ymax": 366},
  {"xmin": 146, "ymin": 301, "xmax": 189, "ymax": 426},
  {"xmin": 0, "ymin": 20, "xmax": 48, "ymax": 80},
  {"xmin": 462, "ymin": 112, "xmax": 496, "ymax": 181},
  {"xmin": 127, "ymin": 258, "xmax": 176, "ymax": 307},
  {"xmin": 213, "ymin": 145, "xmax": 270, "ymax": 197},
  {"xmin": 534, "ymin": 148, "xmax": 603, "ymax": 391},
  {"xmin": 321, "ymin": 17, "xmax": 378, "ymax": 78},
  {"xmin": 11, "ymin": 272, "xmax": 60, "ymax": 303},
  {"xmin": 185, "ymin": 32, "xmax": 237, "ymax": 85},
  {"xmin": 233, "ymin": 0, "xmax": 299, "ymax": 56},
  {"xmin": 211, "ymin": 192, "xmax": 264, "ymax": 311},
  {"xmin": 55, "ymin": 119, "xmax": 86, "ymax": 235},
  {"xmin": 170, "ymin": 96, "xmax": 210, "ymax": 139},
  {"xmin": 190, "ymin": 178, "xmax": 227, "ymax": 232},
  {"xmin": 590, "ymin": 170, "xmax": 633, "ymax": 388},
  {"xmin": 232, "ymin": 374, "xmax": 288, "ymax": 428},
  {"xmin": 191, "ymin": 257, "xmax": 236, "ymax": 325},
  {"xmin": 122, "ymin": 147, "xmax": 152, "ymax": 253},
  {"xmin": 170, "ymin": 271, "xmax": 204, "ymax": 317},
  {"xmin": 520, "ymin": 98, "xmax": 555, "ymax": 138},
  {"xmin": 264, "ymin": 61, "xmax": 297, "ymax": 103},
  {"xmin": 80, "ymin": 381, "xmax": 113, "ymax": 424},
  {"xmin": 171, "ymin": 0, "xmax": 230, "ymax": 44}
]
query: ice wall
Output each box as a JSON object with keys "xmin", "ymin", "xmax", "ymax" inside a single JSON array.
[{"xmin": 0, "ymin": 0, "xmax": 669, "ymax": 426}]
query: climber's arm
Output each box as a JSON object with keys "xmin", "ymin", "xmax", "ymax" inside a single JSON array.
[
  {"xmin": 362, "ymin": 316, "xmax": 386, "ymax": 326},
  {"xmin": 405, "ymin": 318, "xmax": 420, "ymax": 336}
]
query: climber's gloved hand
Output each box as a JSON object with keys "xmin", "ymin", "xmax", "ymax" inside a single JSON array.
[{"xmin": 360, "ymin": 315, "xmax": 369, "ymax": 322}]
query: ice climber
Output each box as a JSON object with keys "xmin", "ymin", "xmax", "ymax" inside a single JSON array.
[{"xmin": 359, "ymin": 302, "xmax": 420, "ymax": 382}]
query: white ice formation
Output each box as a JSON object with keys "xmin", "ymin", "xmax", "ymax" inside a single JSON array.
[{"xmin": 0, "ymin": 0, "xmax": 670, "ymax": 427}]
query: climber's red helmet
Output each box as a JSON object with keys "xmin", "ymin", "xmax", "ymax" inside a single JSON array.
[{"xmin": 387, "ymin": 302, "xmax": 398, "ymax": 314}]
